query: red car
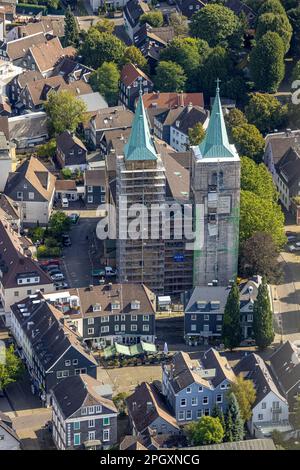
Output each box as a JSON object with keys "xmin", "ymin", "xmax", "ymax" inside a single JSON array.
[{"xmin": 39, "ymin": 259, "xmax": 61, "ymax": 267}]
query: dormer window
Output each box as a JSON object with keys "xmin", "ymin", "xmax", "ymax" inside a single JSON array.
[
  {"xmin": 176, "ymin": 120, "xmax": 180, "ymax": 128},
  {"xmin": 93, "ymin": 303, "xmax": 101, "ymax": 312},
  {"xmin": 111, "ymin": 301, "xmax": 120, "ymax": 310},
  {"xmin": 210, "ymin": 301, "xmax": 220, "ymax": 310},
  {"xmin": 197, "ymin": 301, "xmax": 206, "ymax": 310},
  {"xmin": 131, "ymin": 300, "xmax": 140, "ymax": 310}
]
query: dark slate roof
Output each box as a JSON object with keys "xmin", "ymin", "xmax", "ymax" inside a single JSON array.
[
  {"xmin": 185, "ymin": 285, "xmax": 230, "ymax": 313},
  {"xmin": 10, "ymin": 294, "xmax": 97, "ymax": 371},
  {"xmin": 56, "ymin": 130, "xmax": 87, "ymax": 163},
  {"xmin": 169, "ymin": 106, "xmax": 208, "ymax": 135},
  {"xmin": 225, "ymin": 0, "xmax": 256, "ymax": 27},
  {"xmin": 176, "ymin": 0, "xmax": 206, "ymax": 18},
  {"xmin": 270, "ymin": 341, "xmax": 300, "ymax": 395},
  {"xmin": 265, "ymin": 130, "xmax": 300, "ymax": 165},
  {"xmin": 124, "ymin": 0, "xmax": 150, "ymax": 28},
  {"xmin": 51, "ymin": 374, "xmax": 117, "ymax": 419},
  {"xmin": 234, "ymin": 353, "xmax": 287, "ymax": 407},
  {"xmin": 275, "ymin": 146, "xmax": 300, "ymax": 188}
]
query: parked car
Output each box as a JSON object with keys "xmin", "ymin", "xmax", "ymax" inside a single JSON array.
[
  {"xmin": 45, "ymin": 264, "xmax": 60, "ymax": 272},
  {"xmin": 287, "ymin": 235, "xmax": 297, "ymax": 242},
  {"xmin": 68, "ymin": 213, "xmax": 79, "ymax": 224},
  {"xmin": 51, "ymin": 273, "xmax": 65, "ymax": 281},
  {"xmin": 62, "ymin": 235, "xmax": 72, "ymax": 247},
  {"xmin": 47, "ymin": 267, "xmax": 62, "ymax": 275},
  {"xmin": 289, "ymin": 245, "xmax": 300, "ymax": 252},
  {"xmin": 54, "ymin": 281, "xmax": 69, "ymax": 290}
]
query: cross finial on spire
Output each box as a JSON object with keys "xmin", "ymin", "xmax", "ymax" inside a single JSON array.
[
  {"xmin": 216, "ymin": 78, "xmax": 221, "ymax": 93},
  {"xmin": 138, "ymin": 78, "xmax": 143, "ymax": 97}
]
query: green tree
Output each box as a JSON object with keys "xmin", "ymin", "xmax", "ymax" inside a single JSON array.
[
  {"xmin": 154, "ymin": 61, "xmax": 187, "ymax": 92},
  {"xmin": 211, "ymin": 405, "xmax": 225, "ymax": 433},
  {"xmin": 230, "ymin": 375, "xmax": 256, "ymax": 422},
  {"xmin": 225, "ymin": 393, "xmax": 244, "ymax": 442},
  {"xmin": 64, "ymin": 6, "xmax": 79, "ymax": 47},
  {"xmin": 241, "ymin": 156, "xmax": 278, "ymax": 202},
  {"xmin": 49, "ymin": 211, "xmax": 71, "ymax": 237},
  {"xmin": 231, "ymin": 124, "xmax": 265, "ymax": 163},
  {"xmin": 95, "ymin": 18, "xmax": 115, "ymax": 34},
  {"xmin": 37, "ymin": 138, "xmax": 57, "ymax": 159},
  {"xmin": 240, "ymin": 232, "xmax": 281, "ymax": 281},
  {"xmin": 240, "ymin": 190, "xmax": 286, "ymax": 248},
  {"xmin": 253, "ymin": 277, "xmax": 275, "ymax": 349},
  {"xmin": 258, "ymin": 0, "xmax": 286, "ymax": 15},
  {"xmin": 190, "ymin": 4, "xmax": 242, "ymax": 49},
  {"xmin": 188, "ymin": 122, "xmax": 206, "ymax": 146},
  {"xmin": 122, "ymin": 46, "xmax": 147, "ymax": 70},
  {"xmin": 90, "ymin": 62, "xmax": 120, "ymax": 106},
  {"xmin": 222, "ymin": 283, "xmax": 242, "ymax": 350},
  {"xmin": 288, "ymin": 7, "xmax": 300, "ymax": 53},
  {"xmin": 256, "ymin": 13, "xmax": 292, "ymax": 53},
  {"xmin": 185, "ymin": 416, "xmax": 224, "ymax": 445},
  {"xmin": 225, "ymin": 108, "xmax": 247, "ymax": 130},
  {"xmin": 249, "ymin": 31, "xmax": 285, "ymax": 93},
  {"xmin": 140, "ymin": 10, "xmax": 163, "ymax": 27},
  {"xmin": 245, "ymin": 92, "xmax": 288, "ymax": 133},
  {"xmin": 198, "ymin": 46, "xmax": 232, "ymax": 97},
  {"xmin": 79, "ymin": 29, "xmax": 126, "ymax": 69},
  {"xmin": 169, "ymin": 12, "xmax": 189, "ymax": 37},
  {"xmin": 292, "ymin": 60, "xmax": 300, "ymax": 81},
  {"xmin": 0, "ymin": 345, "xmax": 24, "ymax": 392},
  {"xmin": 45, "ymin": 90, "xmax": 87, "ymax": 136}
]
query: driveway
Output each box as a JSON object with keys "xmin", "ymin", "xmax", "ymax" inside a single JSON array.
[{"xmin": 61, "ymin": 217, "xmax": 103, "ymax": 288}]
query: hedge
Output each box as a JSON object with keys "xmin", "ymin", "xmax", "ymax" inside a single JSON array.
[{"xmin": 16, "ymin": 4, "xmax": 47, "ymax": 14}]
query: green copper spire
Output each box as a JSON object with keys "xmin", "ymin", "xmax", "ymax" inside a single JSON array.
[
  {"xmin": 198, "ymin": 80, "xmax": 237, "ymax": 159},
  {"xmin": 124, "ymin": 90, "xmax": 157, "ymax": 161}
]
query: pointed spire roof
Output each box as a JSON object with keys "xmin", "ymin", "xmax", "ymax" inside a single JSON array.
[
  {"xmin": 198, "ymin": 80, "xmax": 237, "ymax": 159},
  {"xmin": 124, "ymin": 90, "xmax": 157, "ymax": 161}
]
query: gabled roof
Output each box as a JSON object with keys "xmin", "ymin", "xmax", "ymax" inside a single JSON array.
[
  {"xmin": 126, "ymin": 381, "xmax": 179, "ymax": 434},
  {"xmin": 29, "ymin": 37, "xmax": 76, "ymax": 74},
  {"xmin": 143, "ymin": 92, "xmax": 204, "ymax": 109},
  {"xmin": 276, "ymin": 147, "xmax": 300, "ymax": 188},
  {"xmin": 270, "ymin": 341, "xmax": 300, "ymax": 395},
  {"xmin": 121, "ymin": 62, "xmax": 152, "ymax": 88},
  {"xmin": 6, "ymin": 32, "xmax": 46, "ymax": 61},
  {"xmin": 124, "ymin": 0, "xmax": 150, "ymax": 28},
  {"xmin": 51, "ymin": 374, "xmax": 117, "ymax": 419},
  {"xmin": 197, "ymin": 84, "xmax": 238, "ymax": 160},
  {"xmin": 124, "ymin": 92, "xmax": 157, "ymax": 161},
  {"xmin": 56, "ymin": 130, "xmax": 87, "ymax": 154}
]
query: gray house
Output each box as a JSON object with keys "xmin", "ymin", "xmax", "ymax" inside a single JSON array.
[
  {"xmin": 51, "ymin": 374, "xmax": 118, "ymax": 450},
  {"xmin": 84, "ymin": 169, "xmax": 106, "ymax": 206},
  {"xmin": 162, "ymin": 349, "xmax": 236, "ymax": 425},
  {"xmin": 0, "ymin": 412, "xmax": 21, "ymax": 450}
]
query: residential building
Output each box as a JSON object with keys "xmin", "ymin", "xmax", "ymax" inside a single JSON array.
[
  {"xmin": 116, "ymin": 92, "xmax": 166, "ymax": 294},
  {"xmin": 79, "ymin": 92, "xmax": 108, "ymax": 114},
  {"xmin": 119, "ymin": 63, "xmax": 153, "ymax": 111},
  {"xmin": 234, "ymin": 353, "xmax": 290, "ymax": 437},
  {"xmin": 175, "ymin": 0, "xmax": 205, "ymax": 18},
  {"xmin": 52, "ymin": 57, "xmax": 93, "ymax": 84},
  {"xmin": 0, "ymin": 412, "xmax": 21, "ymax": 450},
  {"xmin": 270, "ymin": 341, "xmax": 300, "ymax": 409},
  {"xmin": 51, "ymin": 374, "xmax": 117, "ymax": 450},
  {"xmin": 56, "ymin": 131, "xmax": 87, "ymax": 172},
  {"xmin": 8, "ymin": 70, "xmax": 43, "ymax": 105},
  {"xmin": 126, "ymin": 381, "xmax": 180, "ymax": 436},
  {"xmin": 4, "ymin": 156, "xmax": 56, "ymax": 225},
  {"xmin": 0, "ymin": 130, "xmax": 11, "ymax": 191},
  {"xmin": 88, "ymin": 106, "xmax": 133, "ymax": 149},
  {"xmin": 44, "ymin": 282, "xmax": 156, "ymax": 348},
  {"xmin": 7, "ymin": 112, "xmax": 49, "ymax": 148},
  {"xmin": 124, "ymin": 0, "xmax": 150, "ymax": 41},
  {"xmin": 143, "ymin": 92, "xmax": 204, "ymax": 111},
  {"xmin": 90, "ymin": 0, "xmax": 129, "ymax": 13},
  {"xmin": 0, "ymin": 32, "xmax": 47, "ymax": 65},
  {"xmin": 18, "ymin": 75, "xmax": 66, "ymax": 112},
  {"xmin": 0, "ymin": 59, "xmax": 23, "ymax": 96},
  {"xmin": 191, "ymin": 84, "xmax": 240, "ymax": 286},
  {"xmin": 6, "ymin": 17, "xmax": 65, "ymax": 42},
  {"xmin": 184, "ymin": 276, "xmax": 265, "ymax": 345},
  {"xmin": 162, "ymin": 350, "xmax": 235, "ymax": 424},
  {"xmin": 225, "ymin": 0, "xmax": 257, "ymax": 28},
  {"xmin": 55, "ymin": 179, "xmax": 83, "ymax": 203},
  {"xmin": 0, "ymin": 193, "xmax": 20, "ymax": 231},
  {"xmin": 22, "ymin": 37, "xmax": 76, "ymax": 78},
  {"xmin": 84, "ymin": 169, "xmax": 106, "ymax": 206},
  {"xmin": 10, "ymin": 293, "xmax": 98, "ymax": 404},
  {"xmin": 0, "ymin": 220, "xmax": 54, "ymax": 326}
]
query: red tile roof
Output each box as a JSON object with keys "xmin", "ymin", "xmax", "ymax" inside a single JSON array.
[{"xmin": 142, "ymin": 92, "xmax": 204, "ymax": 109}]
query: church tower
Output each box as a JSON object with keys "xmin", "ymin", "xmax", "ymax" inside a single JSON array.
[
  {"xmin": 116, "ymin": 91, "xmax": 166, "ymax": 294},
  {"xmin": 191, "ymin": 83, "xmax": 240, "ymax": 286}
]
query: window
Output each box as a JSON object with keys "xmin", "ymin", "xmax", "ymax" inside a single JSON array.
[
  {"xmin": 27, "ymin": 289, "xmax": 32, "ymax": 295},
  {"xmin": 103, "ymin": 417, "xmax": 110, "ymax": 426},
  {"xmin": 115, "ymin": 324, "xmax": 119, "ymax": 332},
  {"xmin": 199, "ymin": 386, "xmax": 203, "ymax": 392},
  {"xmin": 143, "ymin": 315, "xmax": 149, "ymax": 321},
  {"xmin": 131, "ymin": 325, "xmax": 137, "ymax": 332},
  {"xmin": 178, "ymin": 411, "xmax": 185, "ymax": 421},
  {"xmin": 203, "ymin": 397, "xmax": 209, "ymax": 405},
  {"xmin": 216, "ymin": 325, "xmax": 222, "ymax": 332},
  {"xmin": 143, "ymin": 325, "xmax": 149, "ymax": 331},
  {"xmin": 191, "ymin": 314, "xmax": 197, "ymax": 320},
  {"xmin": 131, "ymin": 315, "xmax": 137, "ymax": 321},
  {"xmin": 88, "ymin": 431, "xmax": 96, "ymax": 441},
  {"xmin": 204, "ymin": 314, "xmax": 209, "ymax": 321},
  {"xmin": 88, "ymin": 328, "xmax": 94, "ymax": 335},
  {"xmin": 14, "ymin": 291, "xmax": 19, "ymax": 297},
  {"xmin": 28, "ymin": 192, "xmax": 34, "ymax": 200},
  {"xmin": 121, "ymin": 315, "xmax": 125, "ymax": 321},
  {"xmin": 197, "ymin": 409, "xmax": 202, "ymax": 418},
  {"xmin": 121, "ymin": 324, "xmax": 125, "ymax": 331},
  {"xmin": 101, "ymin": 326, "xmax": 109, "ymax": 333},
  {"xmin": 88, "ymin": 406, "xmax": 95, "ymax": 414},
  {"xmin": 186, "ymin": 410, "xmax": 192, "ymax": 420},
  {"xmin": 114, "ymin": 315, "xmax": 119, "ymax": 321},
  {"xmin": 88, "ymin": 186, "xmax": 93, "ymax": 193},
  {"xmin": 101, "ymin": 316, "xmax": 109, "ymax": 323},
  {"xmin": 73, "ymin": 422, "xmax": 80, "ymax": 430},
  {"xmin": 103, "ymin": 429, "xmax": 110, "ymax": 442},
  {"xmin": 258, "ymin": 414, "xmax": 263, "ymax": 420},
  {"xmin": 216, "ymin": 394, "xmax": 222, "ymax": 403},
  {"xmin": 186, "ymin": 387, "xmax": 191, "ymax": 393},
  {"xmin": 180, "ymin": 398, "xmax": 187, "ymax": 407},
  {"xmin": 96, "ymin": 405, "xmax": 102, "ymax": 413},
  {"xmin": 217, "ymin": 315, "xmax": 222, "ymax": 321},
  {"xmin": 88, "ymin": 419, "xmax": 95, "ymax": 428},
  {"xmin": 65, "ymin": 360, "xmax": 71, "ymax": 367},
  {"xmin": 192, "ymin": 397, "xmax": 198, "ymax": 406},
  {"xmin": 88, "ymin": 318, "xmax": 94, "ymax": 325},
  {"xmin": 88, "ymin": 196, "xmax": 93, "ymax": 203},
  {"xmin": 81, "ymin": 407, "xmax": 87, "ymax": 415},
  {"xmin": 72, "ymin": 359, "xmax": 78, "ymax": 366},
  {"xmin": 74, "ymin": 433, "xmax": 81, "ymax": 446},
  {"xmin": 191, "ymin": 324, "xmax": 197, "ymax": 332},
  {"xmin": 17, "ymin": 192, "xmax": 23, "ymax": 199},
  {"xmin": 204, "ymin": 409, "xmax": 210, "ymax": 416}
]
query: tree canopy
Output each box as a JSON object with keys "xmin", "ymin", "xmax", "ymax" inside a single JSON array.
[
  {"xmin": 240, "ymin": 232, "xmax": 281, "ymax": 281},
  {"xmin": 45, "ymin": 90, "xmax": 87, "ymax": 136},
  {"xmin": 185, "ymin": 416, "xmax": 224, "ymax": 445},
  {"xmin": 222, "ymin": 282, "xmax": 242, "ymax": 350},
  {"xmin": 122, "ymin": 46, "xmax": 147, "ymax": 70},
  {"xmin": 0, "ymin": 345, "xmax": 24, "ymax": 391},
  {"xmin": 249, "ymin": 32, "xmax": 285, "ymax": 93},
  {"xmin": 49, "ymin": 211, "xmax": 71, "ymax": 237},
  {"xmin": 253, "ymin": 277, "xmax": 275, "ymax": 349},
  {"xmin": 64, "ymin": 6, "xmax": 79, "ymax": 47},
  {"xmin": 256, "ymin": 12, "xmax": 292, "ymax": 53},
  {"xmin": 79, "ymin": 29, "xmax": 126, "ymax": 69},
  {"xmin": 245, "ymin": 93, "xmax": 288, "ymax": 133},
  {"xmin": 169, "ymin": 12, "xmax": 189, "ymax": 37},
  {"xmin": 198, "ymin": 46, "xmax": 232, "ymax": 97},
  {"xmin": 188, "ymin": 123, "xmax": 206, "ymax": 146},
  {"xmin": 231, "ymin": 123, "xmax": 265, "ymax": 163},
  {"xmin": 258, "ymin": 0, "xmax": 286, "ymax": 15},
  {"xmin": 153, "ymin": 60, "xmax": 187, "ymax": 92},
  {"xmin": 90, "ymin": 61, "xmax": 120, "ymax": 106},
  {"xmin": 224, "ymin": 393, "xmax": 244, "ymax": 442},
  {"xmin": 240, "ymin": 156, "xmax": 278, "ymax": 202},
  {"xmin": 140, "ymin": 10, "xmax": 163, "ymax": 27},
  {"xmin": 95, "ymin": 18, "xmax": 115, "ymax": 34},
  {"xmin": 230, "ymin": 375, "xmax": 256, "ymax": 422},
  {"xmin": 190, "ymin": 4, "xmax": 242, "ymax": 49}
]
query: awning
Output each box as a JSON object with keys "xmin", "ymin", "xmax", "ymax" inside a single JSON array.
[
  {"xmin": 141, "ymin": 341, "xmax": 156, "ymax": 353},
  {"xmin": 130, "ymin": 343, "xmax": 143, "ymax": 356},
  {"xmin": 103, "ymin": 345, "xmax": 116, "ymax": 359},
  {"xmin": 115, "ymin": 343, "xmax": 131, "ymax": 356}
]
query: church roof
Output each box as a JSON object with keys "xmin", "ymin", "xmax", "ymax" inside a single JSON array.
[
  {"xmin": 124, "ymin": 92, "xmax": 157, "ymax": 161},
  {"xmin": 198, "ymin": 83, "xmax": 237, "ymax": 159}
]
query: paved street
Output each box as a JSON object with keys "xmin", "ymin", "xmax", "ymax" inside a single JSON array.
[{"xmin": 61, "ymin": 217, "xmax": 104, "ymax": 288}]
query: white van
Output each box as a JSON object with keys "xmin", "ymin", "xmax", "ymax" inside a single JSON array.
[{"xmin": 62, "ymin": 197, "xmax": 69, "ymax": 208}]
